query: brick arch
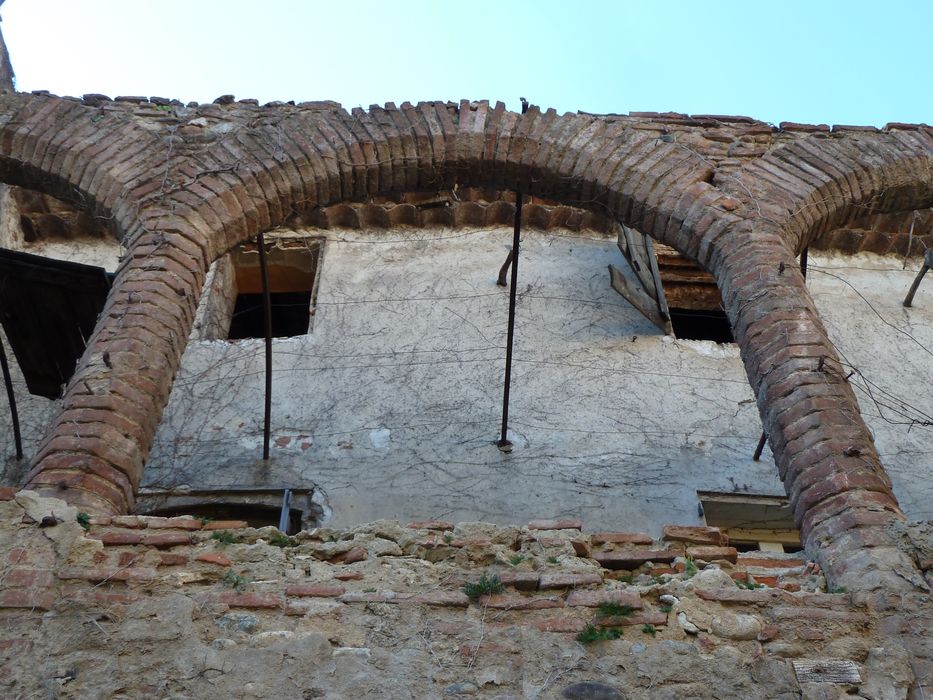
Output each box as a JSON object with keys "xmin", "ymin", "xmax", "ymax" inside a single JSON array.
[
  {"xmin": 728, "ymin": 129, "xmax": 933, "ymax": 254},
  {"xmin": 709, "ymin": 129, "xmax": 933, "ymax": 590},
  {"xmin": 25, "ymin": 101, "xmax": 739, "ymax": 516},
  {"xmin": 0, "ymin": 94, "xmax": 207, "ymax": 514},
  {"xmin": 168, "ymin": 102, "xmax": 734, "ymax": 263},
  {"xmin": 0, "ymin": 94, "xmax": 170, "ymax": 240},
  {"xmin": 17, "ymin": 98, "xmax": 927, "ymax": 590}
]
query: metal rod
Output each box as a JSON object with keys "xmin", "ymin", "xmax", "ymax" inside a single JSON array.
[
  {"xmin": 799, "ymin": 247, "xmax": 808, "ymax": 279},
  {"xmin": 498, "ymin": 99, "xmax": 528, "ymax": 450},
  {"xmin": 0, "ymin": 336, "xmax": 22, "ymax": 459},
  {"xmin": 496, "ymin": 250, "xmax": 513, "ymax": 287},
  {"xmin": 903, "ymin": 250, "xmax": 932, "ymax": 308},
  {"xmin": 278, "ymin": 488, "xmax": 293, "ymax": 533},
  {"xmin": 753, "ymin": 432, "xmax": 768, "ymax": 461},
  {"xmin": 257, "ymin": 232, "xmax": 273, "ymax": 462},
  {"xmin": 498, "ymin": 193, "xmax": 523, "ymax": 451},
  {"xmin": 903, "ymin": 264, "xmax": 930, "ymax": 308}
]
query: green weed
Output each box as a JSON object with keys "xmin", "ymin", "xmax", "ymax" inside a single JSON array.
[
  {"xmin": 576, "ymin": 624, "xmax": 622, "ymax": 644},
  {"xmin": 462, "ymin": 573, "xmax": 504, "ymax": 601}
]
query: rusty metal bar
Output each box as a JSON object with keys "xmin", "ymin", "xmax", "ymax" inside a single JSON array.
[
  {"xmin": 0, "ymin": 336, "xmax": 22, "ymax": 459},
  {"xmin": 258, "ymin": 233, "xmax": 273, "ymax": 462},
  {"xmin": 498, "ymin": 98, "xmax": 529, "ymax": 452},
  {"xmin": 903, "ymin": 249, "xmax": 932, "ymax": 307},
  {"xmin": 753, "ymin": 432, "xmax": 768, "ymax": 461}
]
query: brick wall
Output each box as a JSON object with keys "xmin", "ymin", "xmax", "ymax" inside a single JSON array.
[
  {"xmin": 0, "ymin": 92, "xmax": 930, "ymax": 591},
  {"xmin": 1, "ymin": 490, "xmax": 929, "ymax": 698}
]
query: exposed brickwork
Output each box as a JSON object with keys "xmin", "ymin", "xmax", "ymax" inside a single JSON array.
[
  {"xmin": 0, "ymin": 493, "xmax": 930, "ymax": 697},
  {"xmin": 0, "ymin": 93, "xmax": 929, "ymax": 592}
]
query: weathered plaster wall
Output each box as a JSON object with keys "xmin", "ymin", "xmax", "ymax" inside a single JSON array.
[{"xmin": 132, "ymin": 227, "xmax": 933, "ymax": 531}]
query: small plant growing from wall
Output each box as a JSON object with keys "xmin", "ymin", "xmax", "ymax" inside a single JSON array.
[
  {"xmin": 221, "ymin": 569, "xmax": 248, "ymax": 592},
  {"xmin": 268, "ymin": 532, "xmax": 298, "ymax": 548},
  {"xmin": 576, "ymin": 625, "xmax": 622, "ymax": 644},
  {"xmin": 211, "ymin": 530, "xmax": 238, "ymax": 546},
  {"xmin": 595, "ymin": 602, "xmax": 634, "ymax": 619},
  {"xmin": 462, "ymin": 573, "xmax": 504, "ymax": 601},
  {"xmin": 76, "ymin": 512, "xmax": 90, "ymax": 531}
]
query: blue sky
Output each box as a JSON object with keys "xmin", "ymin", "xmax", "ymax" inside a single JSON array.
[{"xmin": 3, "ymin": 0, "xmax": 931, "ymax": 127}]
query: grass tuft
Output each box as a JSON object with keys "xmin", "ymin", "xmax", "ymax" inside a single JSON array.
[{"xmin": 462, "ymin": 573, "xmax": 504, "ymax": 601}]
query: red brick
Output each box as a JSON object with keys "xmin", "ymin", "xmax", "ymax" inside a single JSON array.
[
  {"xmin": 60, "ymin": 585, "xmax": 142, "ymax": 605},
  {"xmin": 591, "ymin": 532, "xmax": 653, "ymax": 545},
  {"xmin": 478, "ymin": 594, "xmax": 564, "ymax": 610},
  {"xmin": 110, "ymin": 515, "xmax": 145, "ymax": 529},
  {"xmin": 595, "ymin": 612, "xmax": 667, "ymax": 628},
  {"xmin": 565, "ymin": 590, "xmax": 643, "ymax": 608},
  {"xmin": 195, "ymin": 552, "xmax": 232, "ymax": 567},
  {"xmin": 142, "ymin": 532, "xmax": 191, "ymax": 548},
  {"xmin": 57, "ymin": 566, "xmax": 158, "ymax": 582},
  {"xmin": 4, "ymin": 569, "xmax": 54, "ymax": 588},
  {"xmin": 407, "ymin": 520, "xmax": 454, "ymax": 530},
  {"xmin": 695, "ymin": 588, "xmax": 796, "ymax": 604},
  {"xmin": 158, "ymin": 553, "xmax": 188, "ymax": 567},
  {"xmin": 202, "ymin": 520, "xmax": 249, "ymax": 531},
  {"xmin": 331, "ymin": 546, "xmax": 367, "ymax": 564},
  {"xmin": 662, "ymin": 525, "xmax": 726, "ymax": 546},
  {"xmin": 339, "ymin": 591, "xmax": 412, "ymax": 603},
  {"xmin": 97, "ymin": 531, "xmax": 144, "ymax": 546},
  {"xmin": 736, "ymin": 556, "xmax": 806, "ymax": 569},
  {"xmin": 285, "ymin": 584, "xmax": 345, "ymax": 598},
  {"xmin": 145, "ymin": 516, "xmax": 202, "ymax": 530},
  {"xmin": 117, "ymin": 552, "xmax": 140, "ymax": 567},
  {"xmin": 527, "ymin": 519, "xmax": 582, "ymax": 531},
  {"xmin": 0, "ymin": 589, "xmax": 56, "ymax": 610},
  {"xmin": 334, "ymin": 571, "xmax": 364, "ymax": 581},
  {"xmin": 499, "ymin": 571, "xmax": 540, "ymax": 591},
  {"xmin": 532, "ymin": 617, "xmax": 587, "ymax": 633},
  {"xmin": 0, "ymin": 487, "xmax": 18, "ymax": 501},
  {"xmin": 592, "ymin": 550, "xmax": 677, "ymax": 570},
  {"xmin": 538, "ymin": 572, "xmax": 603, "ymax": 590},
  {"xmin": 687, "ymin": 546, "xmax": 738, "ymax": 563}
]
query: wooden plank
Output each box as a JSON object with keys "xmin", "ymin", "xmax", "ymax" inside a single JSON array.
[
  {"xmin": 793, "ymin": 660, "xmax": 861, "ymax": 684},
  {"xmin": 608, "ymin": 265, "xmax": 671, "ymax": 335},
  {"xmin": 642, "ymin": 234, "xmax": 672, "ymax": 328},
  {"xmin": 617, "ymin": 224, "xmax": 657, "ymax": 294}
]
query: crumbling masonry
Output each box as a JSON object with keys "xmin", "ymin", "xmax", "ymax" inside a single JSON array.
[{"xmin": 0, "ymin": 82, "xmax": 932, "ymax": 696}]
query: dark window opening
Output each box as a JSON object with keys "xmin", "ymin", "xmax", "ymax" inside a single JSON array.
[
  {"xmin": 228, "ymin": 291, "xmax": 313, "ymax": 339},
  {"xmin": 227, "ymin": 238, "xmax": 322, "ymax": 340},
  {"xmin": 698, "ymin": 491, "xmax": 800, "ymax": 553},
  {"xmin": 669, "ymin": 308, "xmax": 734, "ymax": 343}
]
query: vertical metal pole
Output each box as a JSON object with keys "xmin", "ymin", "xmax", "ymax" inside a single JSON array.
[
  {"xmin": 278, "ymin": 488, "xmax": 293, "ymax": 533},
  {"xmin": 903, "ymin": 249, "xmax": 933, "ymax": 308},
  {"xmin": 257, "ymin": 233, "xmax": 273, "ymax": 462},
  {"xmin": 753, "ymin": 432, "xmax": 768, "ymax": 461},
  {"xmin": 0, "ymin": 337, "xmax": 22, "ymax": 459},
  {"xmin": 498, "ymin": 99, "xmax": 529, "ymax": 451}
]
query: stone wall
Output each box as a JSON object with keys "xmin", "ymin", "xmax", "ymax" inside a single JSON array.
[{"xmin": 1, "ymin": 490, "xmax": 929, "ymax": 698}]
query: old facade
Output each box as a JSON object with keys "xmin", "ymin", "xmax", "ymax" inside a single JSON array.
[{"xmin": 0, "ymin": 66, "xmax": 931, "ymax": 697}]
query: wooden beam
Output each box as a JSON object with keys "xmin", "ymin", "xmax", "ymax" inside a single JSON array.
[{"xmin": 608, "ymin": 264, "xmax": 673, "ymax": 335}]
